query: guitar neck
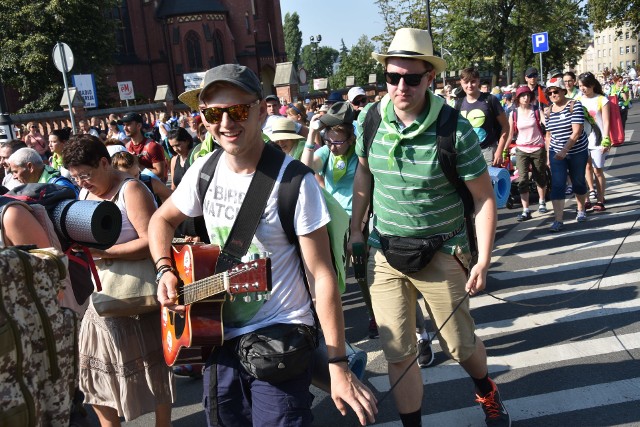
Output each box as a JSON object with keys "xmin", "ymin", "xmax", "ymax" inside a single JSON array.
[{"xmin": 183, "ymin": 272, "xmax": 229, "ymax": 305}]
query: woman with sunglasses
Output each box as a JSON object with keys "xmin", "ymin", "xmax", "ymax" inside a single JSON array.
[
  {"xmin": 544, "ymin": 77, "xmax": 590, "ymax": 232},
  {"xmin": 577, "ymin": 72, "xmax": 611, "ymax": 212}
]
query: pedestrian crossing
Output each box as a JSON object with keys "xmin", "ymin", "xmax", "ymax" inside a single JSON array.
[{"xmin": 355, "ymin": 175, "xmax": 640, "ymax": 426}]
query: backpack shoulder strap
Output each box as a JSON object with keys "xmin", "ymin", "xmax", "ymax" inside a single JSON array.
[
  {"xmin": 362, "ymin": 102, "xmax": 382, "ymax": 157},
  {"xmin": 278, "ymin": 159, "xmax": 314, "ymax": 245},
  {"xmin": 437, "ymin": 104, "xmax": 475, "ymax": 219},
  {"xmin": 197, "ymin": 148, "xmax": 224, "ymax": 207}
]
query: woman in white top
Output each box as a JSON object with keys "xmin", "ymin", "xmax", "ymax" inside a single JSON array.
[
  {"xmin": 578, "ymin": 72, "xmax": 611, "ymax": 212},
  {"xmin": 507, "ymin": 85, "xmax": 548, "ymax": 221}
]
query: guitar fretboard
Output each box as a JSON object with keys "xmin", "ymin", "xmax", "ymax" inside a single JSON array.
[{"xmin": 183, "ymin": 272, "xmax": 229, "ymax": 305}]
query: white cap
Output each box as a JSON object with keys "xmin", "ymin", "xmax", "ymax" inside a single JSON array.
[
  {"xmin": 106, "ymin": 145, "xmax": 127, "ymax": 157},
  {"xmin": 347, "ymin": 87, "xmax": 366, "ymax": 102}
]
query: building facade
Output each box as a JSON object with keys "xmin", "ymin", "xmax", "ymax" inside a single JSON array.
[
  {"xmin": 576, "ymin": 23, "xmax": 639, "ymax": 75},
  {"xmin": 109, "ymin": 0, "xmax": 286, "ymax": 106}
]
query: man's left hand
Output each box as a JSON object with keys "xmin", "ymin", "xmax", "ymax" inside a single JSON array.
[{"xmin": 329, "ymin": 365, "xmax": 378, "ymax": 425}]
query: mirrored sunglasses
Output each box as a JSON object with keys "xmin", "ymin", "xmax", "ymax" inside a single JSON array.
[{"xmin": 200, "ymin": 101, "xmax": 259, "ymax": 124}]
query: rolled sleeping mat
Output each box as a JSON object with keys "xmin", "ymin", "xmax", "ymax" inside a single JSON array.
[
  {"xmin": 488, "ymin": 166, "xmax": 511, "ymax": 209},
  {"xmin": 311, "ymin": 334, "xmax": 368, "ymax": 393},
  {"xmin": 51, "ymin": 199, "xmax": 122, "ymax": 250}
]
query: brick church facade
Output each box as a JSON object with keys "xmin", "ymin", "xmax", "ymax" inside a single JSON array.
[{"xmin": 109, "ymin": 0, "xmax": 286, "ymax": 105}]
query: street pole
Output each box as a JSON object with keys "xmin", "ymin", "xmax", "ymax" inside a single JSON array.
[
  {"xmin": 57, "ymin": 42, "xmax": 77, "ymax": 134},
  {"xmin": 539, "ymin": 53, "xmax": 544, "ymax": 83}
]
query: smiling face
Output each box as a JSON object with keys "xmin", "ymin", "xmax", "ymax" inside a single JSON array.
[
  {"xmin": 199, "ymin": 84, "xmax": 266, "ymax": 159},
  {"xmin": 461, "ymin": 77, "xmax": 481, "ymax": 96},
  {"xmin": 578, "ymin": 82, "xmax": 594, "ymax": 97}
]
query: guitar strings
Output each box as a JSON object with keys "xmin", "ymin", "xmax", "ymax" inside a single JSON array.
[{"xmin": 173, "ymin": 268, "xmax": 261, "ymax": 300}]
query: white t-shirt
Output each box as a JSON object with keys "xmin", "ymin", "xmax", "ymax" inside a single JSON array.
[
  {"xmin": 579, "ymin": 94, "xmax": 609, "ymax": 149},
  {"xmin": 171, "ymin": 150, "xmax": 330, "ymax": 340}
]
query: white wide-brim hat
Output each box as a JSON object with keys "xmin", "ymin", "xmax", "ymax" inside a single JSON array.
[{"xmin": 372, "ymin": 28, "xmax": 447, "ymax": 74}]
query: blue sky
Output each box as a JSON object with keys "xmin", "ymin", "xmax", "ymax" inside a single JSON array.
[{"xmin": 279, "ymin": 0, "xmax": 385, "ymax": 51}]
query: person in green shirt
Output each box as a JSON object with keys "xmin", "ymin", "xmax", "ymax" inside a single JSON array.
[{"xmin": 348, "ymin": 28, "xmax": 509, "ymax": 427}]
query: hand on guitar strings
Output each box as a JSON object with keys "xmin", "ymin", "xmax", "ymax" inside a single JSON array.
[{"xmin": 157, "ymin": 271, "xmax": 186, "ymax": 313}]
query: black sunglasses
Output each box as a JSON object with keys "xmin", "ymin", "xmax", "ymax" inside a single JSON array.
[
  {"xmin": 352, "ymin": 97, "xmax": 368, "ymax": 106},
  {"xmin": 547, "ymin": 90, "xmax": 560, "ymax": 95},
  {"xmin": 384, "ymin": 71, "xmax": 431, "ymax": 87},
  {"xmin": 200, "ymin": 101, "xmax": 259, "ymax": 124}
]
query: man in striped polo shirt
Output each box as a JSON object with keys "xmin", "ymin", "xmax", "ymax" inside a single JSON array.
[{"xmin": 349, "ymin": 28, "xmax": 510, "ymax": 427}]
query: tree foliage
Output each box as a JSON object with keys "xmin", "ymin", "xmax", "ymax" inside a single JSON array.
[
  {"xmin": 588, "ymin": 0, "xmax": 640, "ymax": 35},
  {"xmin": 0, "ymin": 0, "xmax": 118, "ymax": 112},
  {"xmin": 300, "ymin": 45, "xmax": 339, "ymax": 80},
  {"xmin": 329, "ymin": 36, "xmax": 383, "ymax": 89},
  {"xmin": 283, "ymin": 12, "xmax": 303, "ymax": 69},
  {"xmin": 374, "ymin": 0, "xmax": 590, "ymax": 85}
]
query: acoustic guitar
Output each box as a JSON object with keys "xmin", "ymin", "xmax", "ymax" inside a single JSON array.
[{"xmin": 161, "ymin": 243, "xmax": 272, "ymax": 366}]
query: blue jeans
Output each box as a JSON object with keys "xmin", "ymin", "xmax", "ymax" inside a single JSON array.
[
  {"xmin": 203, "ymin": 341, "xmax": 314, "ymax": 427},
  {"xmin": 549, "ymin": 148, "xmax": 588, "ymax": 200}
]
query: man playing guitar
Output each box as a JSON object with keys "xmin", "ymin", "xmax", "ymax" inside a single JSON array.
[{"xmin": 149, "ymin": 64, "xmax": 377, "ymax": 426}]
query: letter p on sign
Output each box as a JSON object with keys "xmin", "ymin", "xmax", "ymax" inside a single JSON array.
[{"xmin": 532, "ymin": 32, "xmax": 549, "ymax": 53}]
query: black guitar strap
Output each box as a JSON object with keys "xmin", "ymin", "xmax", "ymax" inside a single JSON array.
[{"xmin": 214, "ymin": 143, "xmax": 286, "ymax": 274}]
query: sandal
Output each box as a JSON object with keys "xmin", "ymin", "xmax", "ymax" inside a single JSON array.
[{"xmin": 593, "ymin": 202, "xmax": 606, "ymax": 212}]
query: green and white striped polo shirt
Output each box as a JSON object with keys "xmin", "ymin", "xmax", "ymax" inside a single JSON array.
[{"xmin": 356, "ymin": 92, "xmax": 486, "ymax": 254}]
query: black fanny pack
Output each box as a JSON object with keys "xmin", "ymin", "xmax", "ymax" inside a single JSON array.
[
  {"xmin": 377, "ymin": 224, "xmax": 463, "ymax": 274},
  {"xmin": 235, "ymin": 323, "xmax": 317, "ymax": 383}
]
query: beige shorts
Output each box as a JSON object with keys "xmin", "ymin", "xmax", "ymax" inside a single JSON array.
[{"xmin": 367, "ymin": 247, "xmax": 477, "ymax": 363}]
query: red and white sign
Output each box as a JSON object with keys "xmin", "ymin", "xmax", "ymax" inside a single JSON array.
[{"xmin": 117, "ymin": 81, "xmax": 135, "ymax": 100}]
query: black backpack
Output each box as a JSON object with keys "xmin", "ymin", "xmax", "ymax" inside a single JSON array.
[{"xmin": 361, "ymin": 102, "xmax": 478, "ymax": 260}]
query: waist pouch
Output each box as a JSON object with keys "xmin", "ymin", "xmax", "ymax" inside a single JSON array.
[
  {"xmin": 235, "ymin": 323, "xmax": 317, "ymax": 383},
  {"xmin": 378, "ymin": 224, "xmax": 463, "ymax": 274}
]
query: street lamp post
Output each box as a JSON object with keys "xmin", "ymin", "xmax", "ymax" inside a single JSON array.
[{"xmin": 310, "ymin": 35, "xmax": 322, "ymax": 79}]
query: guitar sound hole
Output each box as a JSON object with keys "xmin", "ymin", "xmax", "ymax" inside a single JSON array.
[{"xmin": 171, "ymin": 311, "xmax": 186, "ymax": 339}]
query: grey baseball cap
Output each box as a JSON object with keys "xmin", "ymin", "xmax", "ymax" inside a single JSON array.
[
  {"xmin": 199, "ymin": 64, "xmax": 263, "ymax": 102},
  {"xmin": 319, "ymin": 102, "xmax": 354, "ymax": 127}
]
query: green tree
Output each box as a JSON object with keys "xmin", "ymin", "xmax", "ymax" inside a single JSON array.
[
  {"xmin": 588, "ymin": 0, "xmax": 640, "ymax": 35},
  {"xmin": 283, "ymin": 12, "xmax": 303, "ymax": 69},
  {"xmin": 0, "ymin": 0, "xmax": 118, "ymax": 112},
  {"xmin": 330, "ymin": 36, "xmax": 383, "ymax": 89},
  {"xmin": 374, "ymin": 0, "xmax": 589, "ymax": 85},
  {"xmin": 300, "ymin": 45, "xmax": 339, "ymax": 80}
]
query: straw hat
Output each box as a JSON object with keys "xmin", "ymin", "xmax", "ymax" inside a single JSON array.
[
  {"xmin": 371, "ymin": 28, "xmax": 447, "ymax": 74},
  {"xmin": 267, "ymin": 118, "xmax": 304, "ymax": 141}
]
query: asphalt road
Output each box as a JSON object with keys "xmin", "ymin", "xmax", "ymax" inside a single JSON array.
[{"xmin": 110, "ymin": 107, "xmax": 640, "ymax": 427}]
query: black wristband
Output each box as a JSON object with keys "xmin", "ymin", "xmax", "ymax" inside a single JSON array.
[
  {"xmin": 154, "ymin": 256, "xmax": 172, "ymax": 267},
  {"xmin": 327, "ymin": 355, "xmax": 349, "ymax": 364}
]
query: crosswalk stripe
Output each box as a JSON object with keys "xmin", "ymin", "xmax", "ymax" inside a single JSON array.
[
  {"xmin": 368, "ymin": 332, "xmax": 640, "ymax": 392},
  {"xmin": 401, "ymin": 378, "xmax": 640, "ymax": 427},
  {"xmin": 490, "ymin": 250, "xmax": 640, "ymax": 281},
  {"xmin": 518, "ymin": 233, "xmax": 640, "ymax": 258}
]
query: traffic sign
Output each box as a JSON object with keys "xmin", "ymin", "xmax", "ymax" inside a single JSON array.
[
  {"xmin": 532, "ymin": 32, "xmax": 549, "ymax": 54},
  {"xmin": 52, "ymin": 42, "xmax": 74, "ymax": 73}
]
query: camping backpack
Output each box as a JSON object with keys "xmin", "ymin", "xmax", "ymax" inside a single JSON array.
[
  {"xmin": 0, "ymin": 246, "xmax": 77, "ymax": 426},
  {"xmin": 0, "ymin": 184, "xmax": 109, "ymax": 311},
  {"xmin": 196, "ymin": 145, "xmax": 350, "ymax": 293},
  {"xmin": 362, "ymin": 101, "xmax": 479, "ymax": 262}
]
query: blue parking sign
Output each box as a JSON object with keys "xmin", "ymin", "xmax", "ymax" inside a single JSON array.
[{"xmin": 532, "ymin": 32, "xmax": 549, "ymax": 53}]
